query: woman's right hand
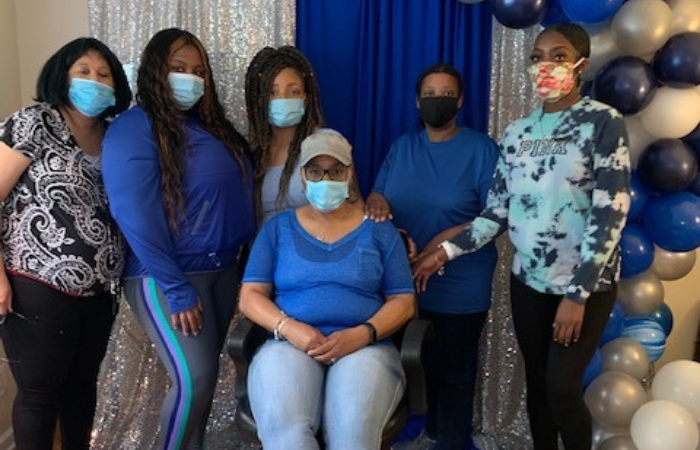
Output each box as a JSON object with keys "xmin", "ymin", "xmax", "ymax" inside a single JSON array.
[
  {"xmin": 0, "ymin": 273, "xmax": 12, "ymax": 316},
  {"xmin": 365, "ymin": 192, "xmax": 393, "ymax": 222},
  {"xmin": 282, "ymin": 320, "xmax": 327, "ymax": 352},
  {"xmin": 171, "ymin": 301, "xmax": 203, "ymax": 336}
]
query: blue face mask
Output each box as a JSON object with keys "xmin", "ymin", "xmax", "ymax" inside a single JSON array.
[
  {"xmin": 269, "ymin": 98, "xmax": 305, "ymax": 128},
  {"xmin": 305, "ymin": 180, "xmax": 349, "ymax": 213},
  {"xmin": 69, "ymin": 78, "xmax": 116, "ymax": 117},
  {"xmin": 168, "ymin": 73, "xmax": 205, "ymax": 110}
]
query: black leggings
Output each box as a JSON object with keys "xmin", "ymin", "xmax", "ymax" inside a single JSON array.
[
  {"xmin": 0, "ymin": 274, "xmax": 115, "ymax": 450},
  {"xmin": 510, "ymin": 275, "xmax": 615, "ymax": 450},
  {"xmin": 421, "ymin": 308, "xmax": 487, "ymax": 450}
]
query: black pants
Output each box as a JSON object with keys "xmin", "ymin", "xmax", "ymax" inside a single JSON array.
[
  {"xmin": 0, "ymin": 274, "xmax": 115, "ymax": 450},
  {"xmin": 510, "ymin": 275, "xmax": 615, "ymax": 450},
  {"xmin": 421, "ymin": 308, "xmax": 487, "ymax": 450}
]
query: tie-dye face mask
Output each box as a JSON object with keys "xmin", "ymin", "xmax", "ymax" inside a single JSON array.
[{"xmin": 527, "ymin": 58, "xmax": 584, "ymax": 102}]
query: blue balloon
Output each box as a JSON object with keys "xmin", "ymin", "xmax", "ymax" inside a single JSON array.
[
  {"xmin": 541, "ymin": 0, "xmax": 570, "ymax": 28},
  {"xmin": 492, "ymin": 0, "xmax": 548, "ymax": 29},
  {"xmin": 583, "ymin": 348, "xmax": 603, "ymax": 389},
  {"xmin": 653, "ymin": 32, "xmax": 700, "ymax": 88},
  {"xmin": 629, "ymin": 172, "xmax": 649, "ymax": 221},
  {"xmin": 600, "ymin": 302, "xmax": 625, "ymax": 346},
  {"xmin": 638, "ymin": 139, "xmax": 698, "ymax": 194},
  {"xmin": 620, "ymin": 223, "xmax": 655, "ymax": 278},
  {"xmin": 560, "ymin": 0, "xmax": 624, "ymax": 24},
  {"xmin": 642, "ymin": 191, "xmax": 700, "ymax": 252},
  {"xmin": 647, "ymin": 303, "xmax": 674, "ymax": 337},
  {"xmin": 593, "ymin": 56, "xmax": 657, "ymax": 115},
  {"xmin": 622, "ymin": 318, "xmax": 666, "ymax": 362}
]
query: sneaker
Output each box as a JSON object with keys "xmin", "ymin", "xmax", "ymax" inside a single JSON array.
[{"xmin": 392, "ymin": 431, "xmax": 437, "ymax": 450}]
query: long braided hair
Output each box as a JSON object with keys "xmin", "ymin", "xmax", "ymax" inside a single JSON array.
[
  {"xmin": 137, "ymin": 28, "xmax": 250, "ymax": 232},
  {"xmin": 244, "ymin": 46, "xmax": 324, "ymax": 214}
]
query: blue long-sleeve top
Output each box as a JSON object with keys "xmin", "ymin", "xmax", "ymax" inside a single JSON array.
[{"xmin": 102, "ymin": 107, "xmax": 256, "ymax": 314}]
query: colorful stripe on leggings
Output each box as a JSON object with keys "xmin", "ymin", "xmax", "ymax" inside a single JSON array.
[{"xmin": 141, "ymin": 278, "xmax": 193, "ymax": 450}]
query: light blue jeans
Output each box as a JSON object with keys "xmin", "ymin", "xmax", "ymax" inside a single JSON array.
[{"xmin": 248, "ymin": 339, "xmax": 406, "ymax": 450}]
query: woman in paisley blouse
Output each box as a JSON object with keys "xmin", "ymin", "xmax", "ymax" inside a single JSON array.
[{"xmin": 0, "ymin": 38, "xmax": 131, "ymax": 449}]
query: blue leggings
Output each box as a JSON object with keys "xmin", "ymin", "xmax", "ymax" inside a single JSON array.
[{"xmin": 124, "ymin": 266, "xmax": 238, "ymax": 450}]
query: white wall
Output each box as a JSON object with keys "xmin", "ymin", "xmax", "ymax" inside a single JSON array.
[
  {"xmin": 0, "ymin": 0, "xmax": 20, "ymax": 117},
  {"xmin": 14, "ymin": 0, "xmax": 89, "ymax": 107}
]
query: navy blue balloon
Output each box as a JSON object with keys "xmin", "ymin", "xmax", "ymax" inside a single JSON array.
[
  {"xmin": 642, "ymin": 191, "xmax": 700, "ymax": 252},
  {"xmin": 600, "ymin": 302, "xmax": 625, "ymax": 346},
  {"xmin": 638, "ymin": 139, "xmax": 698, "ymax": 194},
  {"xmin": 560, "ymin": 0, "xmax": 623, "ymax": 24},
  {"xmin": 653, "ymin": 32, "xmax": 700, "ymax": 88},
  {"xmin": 629, "ymin": 171, "xmax": 649, "ymax": 221},
  {"xmin": 593, "ymin": 56, "xmax": 657, "ymax": 115},
  {"xmin": 541, "ymin": 0, "xmax": 569, "ymax": 27},
  {"xmin": 689, "ymin": 173, "xmax": 700, "ymax": 197},
  {"xmin": 620, "ymin": 223, "xmax": 655, "ymax": 278},
  {"xmin": 492, "ymin": 0, "xmax": 549, "ymax": 29},
  {"xmin": 647, "ymin": 303, "xmax": 674, "ymax": 337},
  {"xmin": 683, "ymin": 123, "xmax": 700, "ymax": 158},
  {"xmin": 583, "ymin": 348, "xmax": 603, "ymax": 389}
]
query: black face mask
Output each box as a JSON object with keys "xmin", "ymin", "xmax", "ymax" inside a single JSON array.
[{"xmin": 418, "ymin": 96, "xmax": 459, "ymax": 128}]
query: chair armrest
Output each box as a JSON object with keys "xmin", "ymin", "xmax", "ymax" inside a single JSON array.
[
  {"xmin": 226, "ymin": 317, "xmax": 267, "ymax": 400},
  {"xmin": 399, "ymin": 319, "xmax": 434, "ymax": 415}
]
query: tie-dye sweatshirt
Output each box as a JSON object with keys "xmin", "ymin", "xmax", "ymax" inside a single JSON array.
[{"xmin": 441, "ymin": 98, "xmax": 630, "ymax": 304}]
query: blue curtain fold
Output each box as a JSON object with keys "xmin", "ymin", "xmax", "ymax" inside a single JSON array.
[{"xmin": 297, "ymin": 0, "xmax": 493, "ymax": 196}]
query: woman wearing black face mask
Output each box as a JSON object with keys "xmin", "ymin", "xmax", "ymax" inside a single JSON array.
[{"xmin": 366, "ymin": 63, "xmax": 499, "ymax": 450}]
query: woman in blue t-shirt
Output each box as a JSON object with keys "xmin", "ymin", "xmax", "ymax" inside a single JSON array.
[
  {"xmin": 240, "ymin": 128, "xmax": 415, "ymax": 450},
  {"xmin": 366, "ymin": 64, "xmax": 498, "ymax": 450}
]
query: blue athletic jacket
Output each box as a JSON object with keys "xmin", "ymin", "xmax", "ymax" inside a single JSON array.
[{"xmin": 102, "ymin": 107, "xmax": 255, "ymax": 314}]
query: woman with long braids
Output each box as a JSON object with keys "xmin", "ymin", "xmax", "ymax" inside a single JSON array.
[
  {"xmin": 101, "ymin": 28, "xmax": 255, "ymax": 450},
  {"xmin": 414, "ymin": 24, "xmax": 630, "ymax": 450},
  {"xmin": 244, "ymin": 46, "xmax": 325, "ymax": 224}
]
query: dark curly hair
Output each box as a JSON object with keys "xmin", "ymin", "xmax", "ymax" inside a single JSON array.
[
  {"xmin": 136, "ymin": 28, "xmax": 250, "ymax": 231},
  {"xmin": 244, "ymin": 46, "xmax": 324, "ymax": 215},
  {"xmin": 36, "ymin": 37, "xmax": 132, "ymax": 118}
]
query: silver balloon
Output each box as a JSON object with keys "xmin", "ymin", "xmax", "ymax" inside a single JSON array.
[
  {"xmin": 624, "ymin": 115, "xmax": 656, "ymax": 169},
  {"xmin": 593, "ymin": 418, "xmax": 630, "ymax": 450},
  {"xmin": 612, "ymin": 0, "xmax": 672, "ymax": 57},
  {"xmin": 617, "ymin": 271, "xmax": 665, "ymax": 317},
  {"xmin": 585, "ymin": 371, "xmax": 648, "ymax": 429},
  {"xmin": 582, "ymin": 22, "xmax": 624, "ymax": 81},
  {"xmin": 600, "ymin": 435, "xmax": 639, "ymax": 450},
  {"xmin": 601, "ymin": 338, "xmax": 650, "ymax": 381},
  {"xmin": 650, "ymin": 245, "xmax": 697, "ymax": 281}
]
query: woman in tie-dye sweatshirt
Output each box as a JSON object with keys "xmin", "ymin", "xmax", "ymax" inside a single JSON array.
[{"xmin": 414, "ymin": 23, "xmax": 630, "ymax": 450}]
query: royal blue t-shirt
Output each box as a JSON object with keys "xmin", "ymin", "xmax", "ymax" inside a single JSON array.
[
  {"xmin": 243, "ymin": 210, "xmax": 414, "ymax": 336},
  {"xmin": 373, "ymin": 128, "xmax": 498, "ymax": 314}
]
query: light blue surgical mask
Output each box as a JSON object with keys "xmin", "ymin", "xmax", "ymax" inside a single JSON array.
[
  {"xmin": 269, "ymin": 98, "xmax": 305, "ymax": 128},
  {"xmin": 168, "ymin": 73, "xmax": 205, "ymax": 110},
  {"xmin": 69, "ymin": 78, "xmax": 116, "ymax": 117},
  {"xmin": 305, "ymin": 180, "xmax": 349, "ymax": 213}
]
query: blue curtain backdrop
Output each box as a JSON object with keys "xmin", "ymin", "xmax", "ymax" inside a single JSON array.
[{"xmin": 297, "ymin": 0, "xmax": 493, "ymax": 196}]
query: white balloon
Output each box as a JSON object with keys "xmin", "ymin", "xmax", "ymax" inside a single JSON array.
[
  {"xmin": 631, "ymin": 400, "xmax": 699, "ymax": 450},
  {"xmin": 583, "ymin": 22, "xmax": 624, "ymax": 81},
  {"xmin": 667, "ymin": 0, "xmax": 700, "ymax": 35},
  {"xmin": 612, "ymin": 0, "xmax": 672, "ymax": 57},
  {"xmin": 640, "ymin": 87, "xmax": 700, "ymax": 139},
  {"xmin": 651, "ymin": 360, "xmax": 700, "ymax": 422},
  {"xmin": 624, "ymin": 115, "xmax": 656, "ymax": 169}
]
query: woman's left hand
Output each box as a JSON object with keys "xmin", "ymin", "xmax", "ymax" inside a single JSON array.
[
  {"xmin": 553, "ymin": 298, "xmax": 585, "ymax": 346},
  {"xmin": 412, "ymin": 247, "xmax": 447, "ymax": 293},
  {"xmin": 307, "ymin": 326, "xmax": 370, "ymax": 364}
]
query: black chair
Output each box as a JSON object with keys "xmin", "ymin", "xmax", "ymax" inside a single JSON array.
[{"xmin": 227, "ymin": 317, "xmax": 433, "ymax": 449}]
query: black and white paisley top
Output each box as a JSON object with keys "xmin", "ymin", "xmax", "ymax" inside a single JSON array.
[{"xmin": 0, "ymin": 103, "xmax": 124, "ymax": 296}]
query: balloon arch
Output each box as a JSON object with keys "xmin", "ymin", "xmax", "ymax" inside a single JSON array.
[{"xmin": 459, "ymin": 0, "xmax": 700, "ymax": 449}]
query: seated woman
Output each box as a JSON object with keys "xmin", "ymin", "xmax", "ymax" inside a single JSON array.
[{"xmin": 239, "ymin": 128, "xmax": 415, "ymax": 450}]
